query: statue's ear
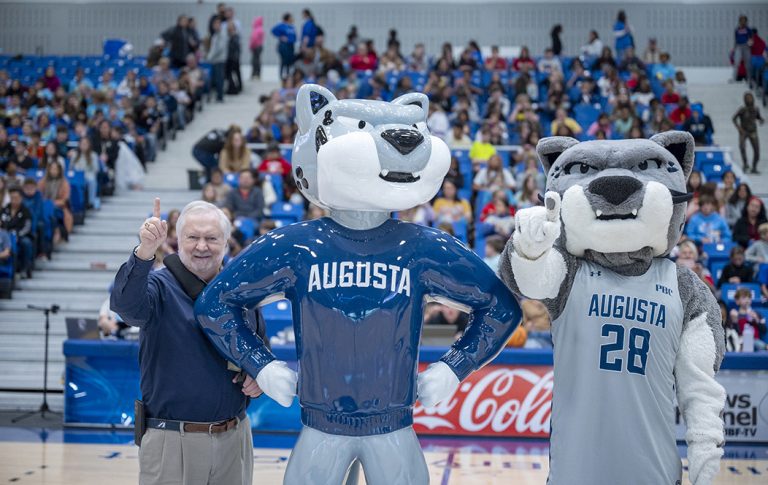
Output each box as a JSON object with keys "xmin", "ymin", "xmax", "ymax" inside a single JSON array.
[
  {"xmin": 296, "ymin": 84, "xmax": 337, "ymax": 134},
  {"xmin": 391, "ymin": 92, "xmax": 429, "ymax": 121},
  {"xmin": 650, "ymin": 131, "xmax": 695, "ymax": 180},
  {"xmin": 536, "ymin": 136, "xmax": 579, "ymax": 172}
]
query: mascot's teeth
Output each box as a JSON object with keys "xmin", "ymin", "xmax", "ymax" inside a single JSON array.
[
  {"xmin": 381, "ymin": 170, "xmax": 390, "ymax": 177},
  {"xmin": 596, "ymin": 210, "xmax": 603, "ymax": 217},
  {"xmin": 632, "ymin": 209, "xmax": 638, "ymax": 216}
]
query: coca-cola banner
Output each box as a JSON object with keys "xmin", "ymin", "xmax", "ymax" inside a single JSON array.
[
  {"xmin": 413, "ymin": 364, "xmax": 553, "ymax": 437},
  {"xmin": 413, "ymin": 364, "xmax": 768, "ymax": 443}
]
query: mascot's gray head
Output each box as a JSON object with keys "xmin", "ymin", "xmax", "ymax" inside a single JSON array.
[
  {"xmin": 291, "ymin": 84, "xmax": 450, "ymax": 212},
  {"xmin": 538, "ymin": 131, "xmax": 695, "ymax": 273}
]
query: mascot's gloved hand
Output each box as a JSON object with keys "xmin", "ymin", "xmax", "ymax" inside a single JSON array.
[
  {"xmin": 255, "ymin": 360, "xmax": 298, "ymax": 407},
  {"xmin": 512, "ymin": 191, "xmax": 561, "ymax": 260},
  {"xmin": 417, "ymin": 361, "xmax": 460, "ymax": 407},
  {"xmin": 687, "ymin": 441, "xmax": 722, "ymax": 485}
]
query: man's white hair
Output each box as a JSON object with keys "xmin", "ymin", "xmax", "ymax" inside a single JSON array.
[{"xmin": 176, "ymin": 200, "xmax": 232, "ymax": 240}]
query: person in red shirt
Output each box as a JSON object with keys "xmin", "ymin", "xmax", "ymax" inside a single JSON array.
[
  {"xmin": 258, "ymin": 143, "xmax": 292, "ymax": 176},
  {"xmin": 660, "ymin": 79, "xmax": 680, "ymax": 104},
  {"xmin": 512, "ymin": 46, "xmax": 536, "ymax": 73},
  {"xmin": 484, "ymin": 45, "xmax": 507, "ymax": 71},
  {"xmin": 669, "ymin": 97, "xmax": 692, "ymax": 125},
  {"xmin": 480, "ymin": 189, "xmax": 516, "ymax": 237},
  {"xmin": 349, "ymin": 42, "xmax": 377, "ymax": 71}
]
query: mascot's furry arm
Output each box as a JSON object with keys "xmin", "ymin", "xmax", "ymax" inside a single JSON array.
[
  {"xmin": 498, "ymin": 137, "xmax": 581, "ymax": 320},
  {"xmin": 675, "ymin": 267, "xmax": 726, "ymax": 485}
]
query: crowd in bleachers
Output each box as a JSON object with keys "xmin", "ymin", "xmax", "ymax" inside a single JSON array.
[
  {"xmin": 206, "ymin": 8, "xmax": 762, "ymax": 350},
  {"xmin": 0, "ymin": 3, "xmax": 257, "ymax": 296},
  {"xmin": 1, "ymin": 3, "xmax": 763, "ymax": 351}
]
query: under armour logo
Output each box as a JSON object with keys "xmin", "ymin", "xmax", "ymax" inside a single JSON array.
[
  {"xmin": 590, "ymin": 271, "xmax": 602, "ymax": 277},
  {"xmin": 157, "ymin": 421, "xmax": 166, "ymax": 428}
]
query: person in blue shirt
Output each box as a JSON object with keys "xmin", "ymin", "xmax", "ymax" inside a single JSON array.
[
  {"xmin": 651, "ymin": 52, "xmax": 677, "ymax": 82},
  {"xmin": 271, "ymin": 13, "xmax": 297, "ymax": 80},
  {"xmin": 686, "ymin": 194, "xmax": 733, "ymax": 244},
  {"xmin": 111, "ymin": 198, "xmax": 264, "ymax": 485},
  {"xmin": 300, "ymin": 9, "xmax": 318, "ymax": 50},
  {"xmin": 21, "ymin": 178, "xmax": 46, "ymax": 259},
  {"xmin": 613, "ymin": 10, "xmax": 634, "ymax": 57}
]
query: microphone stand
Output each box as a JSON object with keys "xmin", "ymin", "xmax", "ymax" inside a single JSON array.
[{"xmin": 12, "ymin": 304, "xmax": 62, "ymax": 423}]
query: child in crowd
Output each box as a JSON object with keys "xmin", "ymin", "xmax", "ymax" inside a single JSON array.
[
  {"xmin": 745, "ymin": 223, "xmax": 768, "ymax": 264},
  {"xmin": 729, "ymin": 287, "xmax": 767, "ymax": 351},
  {"xmin": 686, "ymin": 194, "xmax": 731, "ymax": 243},
  {"xmin": 482, "ymin": 235, "xmax": 506, "ymax": 272},
  {"xmin": 718, "ymin": 246, "xmax": 753, "ymax": 288},
  {"xmin": 258, "ymin": 143, "xmax": 292, "ymax": 176}
]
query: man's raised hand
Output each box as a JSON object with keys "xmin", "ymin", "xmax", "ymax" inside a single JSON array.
[{"xmin": 136, "ymin": 197, "xmax": 168, "ymax": 260}]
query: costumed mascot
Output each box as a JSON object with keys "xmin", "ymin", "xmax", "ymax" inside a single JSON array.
[
  {"xmin": 195, "ymin": 84, "xmax": 521, "ymax": 484},
  {"xmin": 499, "ymin": 131, "xmax": 726, "ymax": 485}
]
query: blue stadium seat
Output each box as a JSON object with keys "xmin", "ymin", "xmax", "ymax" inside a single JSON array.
[
  {"xmin": 701, "ymin": 163, "xmax": 725, "ymax": 182},
  {"xmin": 263, "ymin": 174, "xmax": 284, "ymax": 202},
  {"xmin": 270, "ymin": 202, "xmax": 304, "ymax": 223},
  {"xmin": 756, "ymin": 264, "xmax": 768, "ymax": 291},
  {"xmin": 260, "ymin": 300, "xmax": 293, "ymax": 338},
  {"xmin": 234, "ymin": 217, "xmax": 256, "ymax": 241},
  {"xmin": 474, "ymin": 190, "xmax": 493, "ymax": 220},
  {"xmin": 709, "ymin": 260, "xmax": 728, "ymax": 282},
  {"xmin": 280, "ymin": 148, "xmax": 292, "ymax": 163},
  {"xmin": 41, "ymin": 199, "xmax": 56, "ymax": 245},
  {"xmin": 695, "ymin": 150, "xmax": 724, "ymax": 165},
  {"xmin": 66, "ymin": 169, "xmax": 87, "ymax": 218},
  {"xmin": 702, "ymin": 242, "xmax": 735, "ymax": 263},
  {"xmin": 0, "ymin": 232, "xmax": 16, "ymax": 279},
  {"xmin": 224, "ymin": 173, "xmax": 239, "ymax": 188},
  {"xmin": 452, "ymin": 219, "xmax": 468, "ymax": 244}
]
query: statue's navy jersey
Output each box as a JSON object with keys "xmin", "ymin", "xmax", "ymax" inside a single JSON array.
[
  {"xmin": 548, "ymin": 259, "xmax": 684, "ymax": 485},
  {"xmin": 195, "ymin": 217, "xmax": 520, "ymax": 436}
]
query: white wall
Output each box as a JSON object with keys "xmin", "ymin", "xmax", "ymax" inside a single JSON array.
[{"xmin": 0, "ymin": 2, "xmax": 766, "ymax": 66}]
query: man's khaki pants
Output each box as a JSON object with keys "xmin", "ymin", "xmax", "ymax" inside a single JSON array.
[{"xmin": 139, "ymin": 416, "xmax": 253, "ymax": 485}]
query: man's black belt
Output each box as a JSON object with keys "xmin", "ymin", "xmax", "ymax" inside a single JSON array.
[{"xmin": 146, "ymin": 411, "xmax": 246, "ymax": 434}]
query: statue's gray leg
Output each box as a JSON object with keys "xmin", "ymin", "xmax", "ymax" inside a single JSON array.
[
  {"xmin": 358, "ymin": 427, "xmax": 429, "ymax": 485},
  {"xmin": 283, "ymin": 426, "xmax": 357, "ymax": 485}
]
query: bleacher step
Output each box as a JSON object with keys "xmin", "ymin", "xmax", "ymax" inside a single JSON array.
[
  {"xmin": 34, "ymin": 260, "xmax": 124, "ymax": 272},
  {"xmin": 57, "ymin": 237, "xmax": 139, "ymax": 253},
  {"xmin": 21, "ymin": 271, "xmax": 115, "ymax": 284},
  {"xmin": 74, "ymin": 225, "xmax": 139, "ymax": 236},
  {"xmin": 0, "ymin": 297, "xmax": 102, "ymax": 314},
  {"xmin": 0, "ymin": 362, "xmax": 64, "ymax": 390},
  {"xmin": 0, "ymin": 335, "xmax": 67, "ymax": 362},
  {"xmin": 16, "ymin": 279, "xmax": 111, "ymax": 292}
]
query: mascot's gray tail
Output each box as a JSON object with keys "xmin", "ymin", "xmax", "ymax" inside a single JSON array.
[{"xmin": 343, "ymin": 460, "xmax": 362, "ymax": 484}]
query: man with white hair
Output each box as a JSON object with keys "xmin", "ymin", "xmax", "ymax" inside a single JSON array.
[{"xmin": 111, "ymin": 198, "xmax": 263, "ymax": 485}]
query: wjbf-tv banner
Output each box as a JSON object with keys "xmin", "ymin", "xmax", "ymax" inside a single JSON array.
[{"xmin": 675, "ymin": 370, "xmax": 768, "ymax": 442}]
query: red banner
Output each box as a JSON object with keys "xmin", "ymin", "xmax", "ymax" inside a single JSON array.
[{"xmin": 413, "ymin": 364, "xmax": 553, "ymax": 437}]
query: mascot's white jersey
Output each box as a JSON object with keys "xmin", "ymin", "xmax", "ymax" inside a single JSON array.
[{"xmin": 548, "ymin": 258, "xmax": 684, "ymax": 485}]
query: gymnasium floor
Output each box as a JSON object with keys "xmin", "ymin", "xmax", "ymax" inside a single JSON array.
[{"xmin": 0, "ymin": 426, "xmax": 765, "ymax": 484}]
